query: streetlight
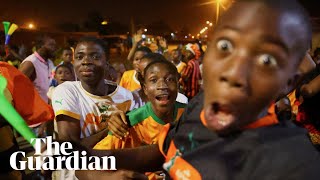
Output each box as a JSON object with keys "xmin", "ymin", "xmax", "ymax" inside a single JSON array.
[{"xmin": 28, "ymin": 23, "xmax": 35, "ymax": 29}]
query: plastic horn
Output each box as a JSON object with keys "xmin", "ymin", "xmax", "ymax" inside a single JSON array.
[
  {"xmin": 8, "ymin": 23, "xmax": 18, "ymax": 35},
  {"xmin": 2, "ymin": 21, "xmax": 10, "ymax": 36},
  {"xmin": 0, "ymin": 75, "xmax": 36, "ymax": 147}
]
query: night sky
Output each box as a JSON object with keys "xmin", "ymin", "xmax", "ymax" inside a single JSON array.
[{"xmin": 1, "ymin": 0, "xmax": 320, "ymax": 34}]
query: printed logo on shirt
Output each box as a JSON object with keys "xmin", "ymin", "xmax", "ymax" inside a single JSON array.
[{"xmin": 54, "ymin": 99, "xmax": 63, "ymax": 105}]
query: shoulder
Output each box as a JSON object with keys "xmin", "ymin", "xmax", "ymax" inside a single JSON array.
[
  {"xmin": 22, "ymin": 54, "xmax": 36, "ymax": 63},
  {"xmin": 127, "ymin": 103, "xmax": 152, "ymax": 126},
  {"xmin": 111, "ymin": 83, "xmax": 133, "ymax": 98},
  {"xmin": 123, "ymin": 70, "xmax": 135, "ymax": 76},
  {"xmin": 53, "ymin": 81, "xmax": 79, "ymax": 96}
]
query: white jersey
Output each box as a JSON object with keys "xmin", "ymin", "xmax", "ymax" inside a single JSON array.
[{"xmin": 52, "ymin": 80, "xmax": 134, "ymax": 138}]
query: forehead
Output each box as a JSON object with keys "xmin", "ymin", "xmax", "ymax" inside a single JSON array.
[
  {"xmin": 75, "ymin": 42, "xmax": 104, "ymax": 53},
  {"xmin": 145, "ymin": 63, "xmax": 176, "ymax": 75},
  {"xmin": 216, "ymin": 2, "xmax": 305, "ymax": 54},
  {"xmin": 62, "ymin": 50, "xmax": 72, "ymax": 54},
  {"xmin": 56, "ymin": 66, "xmax": 71, "ymax": 72}
]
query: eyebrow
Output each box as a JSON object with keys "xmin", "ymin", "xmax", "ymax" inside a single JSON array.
[
  {"xmin": 260, "ymin": 35, "xmax": 289, "ymax": 55},
  {"xmin": 217, "ymin": 25, "xmax": 290, "ymax": 55},
  {"xmin": 216, "ymin": 25, "xmax": 243, "ymax": 33}
]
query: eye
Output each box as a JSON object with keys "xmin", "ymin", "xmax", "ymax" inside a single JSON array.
[
  {"xmin": 149, "ymin": 78, "xmax": 157, "ymax": 83},
  {"xmin": 217, "ymin": 39, "xmax": 233, "ymax": 52},
  {"xmin": 257, "ymin": 54, "xmax": 278, "ymax": 67},
  {"xmin": 75, "ymin": 55, "xmax": 83, "ymax": 61},
  {"xmin": 92, "ymin": 54, "xmax": 101, "ymax": 60},
  {"xmin": 166, "ymin": 77, "xmax": 176, "ymax": 82}
]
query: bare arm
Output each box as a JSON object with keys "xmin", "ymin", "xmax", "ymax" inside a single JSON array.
[
  {"xmin": 127, "ymin": 33, "xmax": 142, "ymax": 61},
  {"xmin": 19, "ymin": 61, "xmax": 36, "ymax": 81},
  {"xmin": 90, "ymin": 144, "xmax": 164, "ymax": 172},
  {"xmin": 56, "ymin": 115, "xmax": 109, "ymax": 148}
]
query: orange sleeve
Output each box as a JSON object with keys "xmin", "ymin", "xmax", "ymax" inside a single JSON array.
[
  {"xmin": 119, "ymin": 71, "xmax": 127, "ymax": 88},
  {"xmin": 0, "ymin": 62, "xmax": 54, "ymax": 125}
]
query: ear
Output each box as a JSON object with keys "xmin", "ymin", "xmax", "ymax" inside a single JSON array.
[{"xmin": 143, "ymin": 83, "xmax": 149, "ymax": 98}]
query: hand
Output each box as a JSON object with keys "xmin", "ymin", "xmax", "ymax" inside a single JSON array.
[
  {"xmin": 107, "ymin": 110, "xmax": 129, "ymax": 139},
  {"xmin": 133, "ymin": 34, "xmax": 142, "ymax": 44}
]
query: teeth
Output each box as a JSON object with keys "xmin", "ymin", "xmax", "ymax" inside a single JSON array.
[{"xmin": 218, "ymin": 118, "xmax": 228, "ymax": 126}]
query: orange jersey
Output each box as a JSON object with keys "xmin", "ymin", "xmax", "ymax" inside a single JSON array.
[{"xmin": 119, "ymin": 70, "xmax": 141, "ymax": 91}]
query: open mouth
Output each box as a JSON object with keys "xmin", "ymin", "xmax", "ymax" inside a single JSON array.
[
  {"xmin": 155, "ymin": 94, "xmax": 171, "ymax": 105},
  {"xmin": 204, "ymin": 102, "xmax": 236, "ymax": 131}
]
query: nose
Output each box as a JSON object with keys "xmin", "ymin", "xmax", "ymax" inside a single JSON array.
[
  {"xmin": 157, "ymin": 79, "xmax": 168, "ymax": 90},
  {"xmin": 81, "ymin": 55, "xmax": 93, "ymax": 65},
  {"xmin": 219, "ymin": 55, "xmax": 249, "ymax": 89}
]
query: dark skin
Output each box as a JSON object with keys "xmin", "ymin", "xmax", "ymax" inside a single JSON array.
[
  {"xmin": 202, "ymin": 2, "xmax": 308, "ymax": 135},
  {"xmin": 82, "ymin": 1, "xmax": 311, "ymax": 178},
  {"xmin": 171, "ymin": 50, "xmax": 181, "ymax": 65},
  {"xmin": 56, "ymin": 42, "xmax": 116, "ymax": 148},
  {"xmin": 19, "ymin": 37, "xmax": 56, "ymax": 82},
  {"xmin": 143, "ymin": 63, "xmax": 178, "ymax": 123},
  {"xmin": 107, "ymin": 59, "xmax": 179, "ymax": 138}
]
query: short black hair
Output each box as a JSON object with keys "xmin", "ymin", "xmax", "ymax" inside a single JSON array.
[
  {"xmin": 77, "ymin": 36, "xmax": 109, "ymax": 60},
  {"xmin": 35, "ymin": 35, "xmax": 53, "ymax": 50},
  {"xmin": 143, "ymin": 60, "xmax": 179, "ymax": 81},
  {"xmin": 136, "ymin": 46, "xmax": 152, "ymax": 54},
  {"xmin": 229, "ymin": 0, "xmax": 312, "ymax": 61},
  {"xmin": 61, "ymin": 46, "xmax": 73, "ymax": 52},
  {"xmin": 142, "ymin": 53, "xmax": 167, "ymax": 62},
  {"xmin": 55, "ymin": 64, "xmax": 73, "ymax": 74}
]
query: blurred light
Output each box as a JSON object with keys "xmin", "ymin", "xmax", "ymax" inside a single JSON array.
[
  {"xmin": 28, "ymin": 23, "xmax": 34, "ymax": 29},
  {"xmin": 205, "ymin": 35, "xmax": 208, "ymax": 38},
  {"xmin": 144, "ymin": 29, "xmax": 148, "ymax": 32},
  {"xmin": 209, "ymin": 23, "xmax": 213, "ymax": 27},
  {"xmin": 101, "ymin": 21, "xmax": 108, "ymax": 25},
  {"xmin": 192, "ymin": 36, "xmax": 195, "ymax": 39},
  {"xmin": 185, "ymin": 36, "xmax": 188, "ymax": 39},
  {"xmin": 197, "ymin": 34, "xmax": 200, "ymax": 36},
  {"xmin": 188, "ymin": 34, "xmax": 191, "ymax": 36},
  {"xmin": 206, "ymin": 21, "xmax": 210, "ymax": 24},
  {"xmin": 171, "ymin": 33, "xmax": 174, "ymax": 36},
  {"xmin": 205, "ymin": 27, "xmax": 208, "ymax": 30},
  {"xmin": 142, "ymin": 34, "xmax": 146, "ymax": 39}
]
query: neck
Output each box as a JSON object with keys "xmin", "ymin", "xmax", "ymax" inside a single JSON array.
[
  {"xmin": 139, "ymin": 89, "xmax": 148, "ymax": 103},
  {"xmin": 36, "ymin": 50, "xmax": 48, "ymax": 61},
  {"xmin": 152, "ymin": 104, "xmax": 175, "ymax": 123},
  {"xmin": 173, "ymin": 60, "xmax": 180, "ymax": 65},
  {"xmin": 81, "ymin": 80, "xmax": 107, "ymax": 96}
]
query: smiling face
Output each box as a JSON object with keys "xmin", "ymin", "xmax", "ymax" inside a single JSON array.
[
  {"xmin": 143, "ymin": 62, "xmax": 178, "ymax": 115},
  {"xmin": 202, "ymin": 1, "xmax": 308, "ymax": 134},
  {"xmin": 74, "ymin": 42, "xmax": 107, "ymax": 86}
]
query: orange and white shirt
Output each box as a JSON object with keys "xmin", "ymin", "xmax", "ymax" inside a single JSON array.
[
  {"xmin": 52, "ymin": 80, "xmax": 134, "ymax": 138},
  {"xmin": 119, "ymin": 70, "xmax": 141, "ymax": 91}
]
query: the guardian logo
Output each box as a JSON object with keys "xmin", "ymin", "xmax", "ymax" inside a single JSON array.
[{"xmin": 10, "ymin": 136, "xmax": 116, "ymax": 171}]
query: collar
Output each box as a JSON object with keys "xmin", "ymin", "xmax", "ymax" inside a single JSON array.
[{"xmin": 34, "ymin": 52, "xmax": 47, "ymax": 64}]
